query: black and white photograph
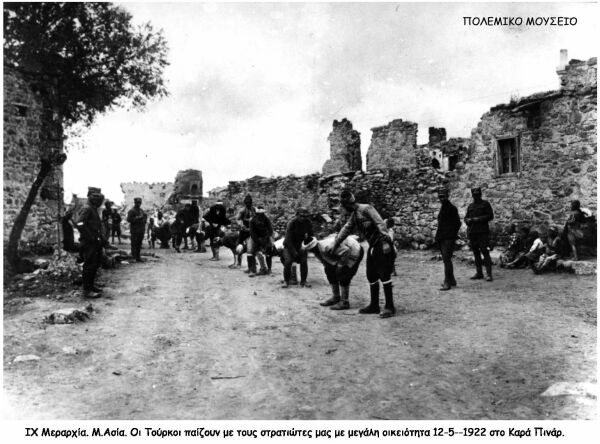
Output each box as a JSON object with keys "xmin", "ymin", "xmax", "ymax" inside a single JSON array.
[{"xmin": 2, "ymin": 0, "xmax": 597, "ymax": 434}]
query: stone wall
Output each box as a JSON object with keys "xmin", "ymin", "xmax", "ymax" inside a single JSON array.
[
  {"xmin": 449, "ymin": 57, "xmax": 597, "ymax": 239},
  {"xmin": 322, "ymin": 118, "xmax": 362, "ymax": 175},
  {"xmin": 209, "ymin": 56, "xmax": 597, "ymax": 250},
  {"xmin": 3, "ymin": 67, "xmax": 64, "ymax": 252},
  {"xmin": 120, "ymin": 182, "xmax": 174, "ymax": 211},
  {"xmin": 366, "ymin": 119, "xmax": 418, "ymax": 171}
]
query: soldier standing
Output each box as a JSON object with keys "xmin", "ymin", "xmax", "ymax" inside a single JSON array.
[
  {"xmin": 327, "ymin": 190, "xmax": 396, "ymax": 318},
  {"xmin": 465, "ymin": 187, "xmax": 494, "ymax": 281},
  {"xmin": 111, "ymin": 208, "xmax": 122, "ymax": 245},
  {"xmin": 101, "ymin": 200, "xmax": 113, "ymax": 242},
  {"xmin": 127, "ymin": 197, "xmax": 147, "ymax": 262},
  {"xmin": 282, "ymin": 207, "xmax": 313, "ymax": 288},
  {"xmin": 76, "ymin": 190, "xmax": 106, "ymax": 298},
  {"xmin": 435, "ymin": 188, "xmax": 461, "ymax": 291},
  {"xmin": 237, "ymin": 194, "xmax": 256, "ymax": 272}
]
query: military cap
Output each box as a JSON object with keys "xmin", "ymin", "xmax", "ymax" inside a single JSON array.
[
  {"xmin": 339, "ymin": 189, "xmax": 356, "ymax": 204},
  {"xmin": 471, "ymin": 187, "xmax": 482, "ymax": 193},
  {"xmin": 134, "ymin": 197, "xmax": 142, "ymax": 203}
]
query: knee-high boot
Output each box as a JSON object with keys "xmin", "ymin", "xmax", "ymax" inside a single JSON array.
[
  {"xmin": 359, "ymin": 282, "xmax": 380, "ymax": 314},
  {"xmin": 320, "ymin": 283, "xmax": 340, "ymax": 306}
]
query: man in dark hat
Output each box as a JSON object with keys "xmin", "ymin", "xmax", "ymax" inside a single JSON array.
[
  {"xmin": 76, "ymin": 190, "xmax": 107, "ymax": 298},
  {"xmin": 327, "ymin": 189, "xmax": 396, "ymax": 318},
  {"xmin": 127, "ymin": 197, "xmax": 147, "ymax": 262},
  {"xmin": 237, "ymin": 194, "xmax": 256, "ymax": 272},
  {"xmin": 281, "ymin": 207, "xmax": 313, "ymax": 287},
  {"xmin": 465, "ymin": 187, "xmax": 494, "ymax": 281},
  {"xmin": 203, "ymin": 200, "xmax": 231, "ymax": 260},
  {"xmin": 435, "ymin": 188, "xmax": 461, "ymax": 291}
]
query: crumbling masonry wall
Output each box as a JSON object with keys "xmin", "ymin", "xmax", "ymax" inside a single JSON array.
[
  {"xmin": 322, "ymin": 118, "xmax": 362, "ymax": 175},
  {"xmin": 449, "ymin": 57, "xmax": 597, "ymax": 237},
  {"xmin": 120, "ymin": 182, "xmax": 174, "ymax": 211},
  {"xmin": 366, "ymin": 119, "xmax": 418, "ymax": 171},
  {"xmin": 210, "ymin": 56, "xmax": 597, "ymax": 249},
  {"xmin": 3, "ymin": 66, "xmax": 64, "ymax": 251}
]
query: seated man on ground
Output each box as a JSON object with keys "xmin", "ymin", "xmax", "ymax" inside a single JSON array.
[
  {"xmin": 532, "ymin": 226, "xmax": 561, "ymax": 274},
  {"xmin": 499, "ymin": 224, "xmax": 524, "ymax": 267}
]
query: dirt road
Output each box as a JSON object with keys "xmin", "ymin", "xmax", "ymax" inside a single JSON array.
[{"xmin": 3, "ymin": 245, "xmax": 597, "ymax": 419}]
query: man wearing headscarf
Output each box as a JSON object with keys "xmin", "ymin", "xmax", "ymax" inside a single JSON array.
[
  {"xmin": 435, "ymin": 188, "xmax": 461, "ymax": 291},
  {"xmin": 282, "ymin": 207, "xmax": 313, "ymax": 287},
  {"xmin": 465, "ymin": 187, "xmax": 494, "ymax": 281},
  {"xmin": 327, "ymin": 190, "xmax": 396, "ymax": 318},
  {"xmin": 76, "ymin": 189, "xmax": 107, "ymax": 298},
  {"xmin": 127, "ymin": 197, "xmax": 147, "ymax": 262}
]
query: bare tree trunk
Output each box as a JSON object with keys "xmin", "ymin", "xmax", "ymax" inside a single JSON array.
[{"xmin": 6, "ymin": 159, "xmax": 53, "ymax": 272}]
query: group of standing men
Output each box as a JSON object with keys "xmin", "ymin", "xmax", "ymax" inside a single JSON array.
[{"xmin": 75, "ymin": 184, "xmax": 498, "ymax": 319}]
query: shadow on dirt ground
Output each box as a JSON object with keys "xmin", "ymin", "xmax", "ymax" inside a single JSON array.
[{"xmin": 3, "ymin": 244, "xmax": 597, "ymax": 419}]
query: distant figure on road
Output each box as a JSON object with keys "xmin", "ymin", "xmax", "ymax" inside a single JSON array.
[
  {"xmin": 101, "ymin": 200, "xmax": 113, "ymax": 243},
  {"xmin": 127, "ymin": 197, "xmax": 147, "ymax": 262},
  {"xmin": 465, "ymin": 187, "xmax": 494, "ymax": 281},
  {"xmin": 111, "ymin": 208, "xmax": 122, "ymax": 245},
  {"xmin": 237, "ymin": 194, "xmax": 256, "ymax": 273}
]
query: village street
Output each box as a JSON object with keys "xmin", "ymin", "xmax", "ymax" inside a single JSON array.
[{"xmin": 3, "ymin": 246, "xmax": 597, "ymax": 420}]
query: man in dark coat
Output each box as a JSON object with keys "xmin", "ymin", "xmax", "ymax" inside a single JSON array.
[
  {"xmin": 435, "ymin": 188, "xmax": 461, "ymax": 291},
  {"xmin": 248, "ymin": 204, "xmax": 274, "ymax": 277},
  {"xmin": 101, "ymin": 200, "xmax": 113, "ymax": 242},
  {"xmin": 327, "ymin": 190, "xmax": 396, "ymax": 318},
  {"xmin": 203, "ymin": 200, "xmax": 231, "ymax": 260},
  {"xmin": 237, "ymin": 194, "xmax": 256, "ymax": 272},
  {"xmin": 465, "ymin": 187, "xmax": 494, "ymax": 281},
  {"xmin": 126, "ymin": 197, "xmax": 147, "ymax": 262},
  {"xmin": 186, "ymin": 200, "xmax": 201, "ymax": 250},
  {"xmin": 282, "ymin": 207, "xmax": 314, "ymax": 288},
  {"xmin": 75, "ymin": 191, "xmax": 106, "ymax": 298},
  {"xmin": 111, "ymin": 208, "xmax": 122, "ymax": 245}
]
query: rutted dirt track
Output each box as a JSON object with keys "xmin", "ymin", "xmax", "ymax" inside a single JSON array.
[{"xmin": 3, "ymin": 245, "xmax": 597, "ymax": 419}]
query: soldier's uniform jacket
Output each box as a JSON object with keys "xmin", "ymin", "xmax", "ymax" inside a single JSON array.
[
  {"xmin": 76, "ymin": 205, "xmax": 104, "ymax": 245},
  {"xmin": 465, "ymin": 200, "xmax": 494, "ymax": 236},
  {"xmin": 127, "ymin": 207, "xmax": 147, "ymax": 234},
  {"xmin": 336, "ymin": 203, "xmax": 389, "ymax": 246}
]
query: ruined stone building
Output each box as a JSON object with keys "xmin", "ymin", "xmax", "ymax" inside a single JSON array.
[
  {"xmin": 3, "ymin": 66, "xmax": 64, "ymax": 252},
  {"xmin": 168, "ymin": 169, "xmax": 203, "ymax": 204},
  {"xmin": 322, "ymin": 118, "xmax": 361, "ymax": 175},
  {"xmin": 210, "ymin": 52, "xmax": 596, "ymax": 249},
  {"xmin": 120, "ymin": 182, "xmax": 174, "ymax": 212}
]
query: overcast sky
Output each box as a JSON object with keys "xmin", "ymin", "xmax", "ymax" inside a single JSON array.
[{"xmin": 62, "ymin": 1, "xmax": 598, "ymax": 204}]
